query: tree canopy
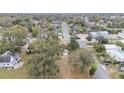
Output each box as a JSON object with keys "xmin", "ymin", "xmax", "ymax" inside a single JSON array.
[
  {"xmin": 27, "ymin": 33, "xmax": 63, "ymax": 78},
  {"xmin": 68, "ymin": 37, "xmax": 79, "ymax": 52},
  {"xmin": 69, "ymin": 48, "xmax": 95, "ymax": 72},
  {"xmin": 94, "ymin": 43, "xmax": 106, "ymax": 53},
  {"xmin": 1, "ymin": 25, "xmax": 28, "ymax": 53}
]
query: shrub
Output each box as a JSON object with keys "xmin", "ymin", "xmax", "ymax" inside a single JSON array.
[
  {"xmin": 101, "ymin": 39, "xmax": 108, "ymax": 44},
  {"xmin": 90, "ymin": 64, "xmax": 97, "ymax": 75},
  {"xmin": 119, "ymin": 73, "xmax": 124, "ymax": 79},
  {"xmin": 94, "ymin": 44, "xmax": 106, "ymax": 53}
]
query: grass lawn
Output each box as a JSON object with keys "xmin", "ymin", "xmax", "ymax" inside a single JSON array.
[
  {"xmin": 0, "ymin": 65, "xmax": 27, "ymax": 79},
  {"xmin": 0, "ymin": 52, "xmax": 29, "ymax": 79}
]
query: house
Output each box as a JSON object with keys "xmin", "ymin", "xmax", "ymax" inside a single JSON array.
[
  {"xmin": 118, "ymin": 31, "xmax": 124, "ymax": 39},
  {"xmin": 104, "ymin": 44, "xmax": 124, "ymax": 62},
  {"xmin": 0, "ymin": 51, "xmax": 20, "ymax": 68},
  {"xmin": 104, "ymin": 44, "xmax": 121, "ymax": 50},
  {"xmin": 90, "ymin": 31, "xmax": 108, "ymax": 39}
]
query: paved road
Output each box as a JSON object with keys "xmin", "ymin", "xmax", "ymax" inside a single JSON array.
[{"xmin": 92, "ymin": 53, "xmax": 110, "ymax": 79}]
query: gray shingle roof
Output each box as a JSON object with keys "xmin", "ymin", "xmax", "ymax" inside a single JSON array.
[
  {"xmin": 0, "ymin": 55, "xmax": 11, "ymax": 63},
  {"xmin": 3, "ymin": 51, "xmax": 14, "ymax": 56},
  {"xmin": 0, "ymin": 51, "xmax": 19, "ymax": 63}
]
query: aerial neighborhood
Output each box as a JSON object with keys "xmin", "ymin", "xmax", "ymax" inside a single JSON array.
[{"xmin": 0, "ymin": 13, "xmax": 124, "ymax": 79}]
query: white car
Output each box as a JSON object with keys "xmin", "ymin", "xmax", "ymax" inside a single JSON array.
[{"xmin": 63, "ymin": 49, "xmax": 69, "ymax": 55}]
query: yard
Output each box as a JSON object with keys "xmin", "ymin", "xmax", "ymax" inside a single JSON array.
[
  {"xmin": 106, "ymin": 64, "xmax": 123, "ymax": 79},
  {"xmin": 57, "ymin": 55, "xmax": 90, "ymax": 79},
  {"xmin": 0, "ymin": 52, "xmax": 29, "ymax": 79}
]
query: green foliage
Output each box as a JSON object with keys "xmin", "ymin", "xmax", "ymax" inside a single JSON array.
[
  {"xmin": 107, "ymin": 23, "xmax": 113, "ymax": 28},
  {"xmin": 94, "ymin": 43, "xmax": 106, "ymax": 53},
  {"xmin": 90, "ymin": 16, "xmax": 101, "ymax": 22},
  {"xmin": 92, "ymin": 26, "xmax": 105, "ymax": 31},
  {"xmin": 69, "ymin": 48, "xmax": 95, "ymax": 72},
  {"xmin": 31, "ymin": 26, "xmax": 40, "ymax": 37},
  {"xmin": 0, "ymin": 39, "xmax": 9, "ymax": 54},
  {"xmin": 90, "ymin": 64, "xmax": 97, "ymax": 75},
  {"xmin": 68, "ymin": 37, "xmax": 79, "ymax": 52},
  {"xmin": 2, "ymin": 25, "xmax": 28, "ymax": 53},
  {"xmin": 119, "ymin": 73, "xmax": 124, "ymax": 79},
  {"xmin": 101, "ymin": 39, "xmax": 108, "ymax": 44},
  {"xmin": 107, "ymin": 21, "xmax": 124, "ymax": 28},
  {"xmin": 116, "ymin": 41, "xmax": 124, "ymax": 50},
  {"xmin": 27, "ymin": 33, "xmax": 63, "ymax": 78}
]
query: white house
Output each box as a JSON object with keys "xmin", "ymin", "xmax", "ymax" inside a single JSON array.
[
  {"xmin": 90, "ymin": 31, "xmax": 108, "ymax": 39},
  {"xmin": 118, "ymin": 31, "xmax": 124, "ymax": 39},
  {"xmin": 0, "ymin": 51, "xmax": 20, "ymax": 68},
  {"xmin": 104, "ymin": 44, "xmax": 124, "ymax": 62},
  {"xmin": 104, "ymin": 44, "xmax": 121, "ymax": 50}
]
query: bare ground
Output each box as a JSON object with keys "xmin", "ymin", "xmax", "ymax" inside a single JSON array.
[{"xmin": 57, "ymin": 55, "xmax": 89, "ymax": 79}]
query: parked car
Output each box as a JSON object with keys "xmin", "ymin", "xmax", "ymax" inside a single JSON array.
[
  {"xmin": 73, "ymin": 35, "xmax": 81, "ymax": 39},
  {"xmin": 63, "ymin": 49, "xmax": 69, "ymax": 55}
]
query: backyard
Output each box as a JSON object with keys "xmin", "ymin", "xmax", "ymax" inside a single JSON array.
[
  {"xmin": 0, "ymin": 52, "xmax": 28, "ymax": 79},
  {"xmin": 57, "ymin": 55, "xmax": 90, "ymax": 79}
]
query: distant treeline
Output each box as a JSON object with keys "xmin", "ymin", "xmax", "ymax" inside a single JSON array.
[{"xmin": 0, "ymin": 13, "xmax": 124, "ymax": 17}]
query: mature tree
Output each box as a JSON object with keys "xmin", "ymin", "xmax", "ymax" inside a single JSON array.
[
  {"xmin": 69, "ymin": 48, "xmax": 95, "ymax": 72},
  {"xmin": 101, "ymin": 38, "xmax": 108, "ymax": 44},
  {"xmin": 90, "ymin": 16, "xmax": 101, "ymax": 22},
  {"xmin": 0, "ymin": 16, "xmax": 12, "ymax": 28},
  {"xmin": 27, "ymin": 33, "xmax": 63, "ymax": 78},
  {"xmin": 31, "ymin": 25, "xmax": 40, "ymax": 37},
  {"xmin": 91, "ymin": 26, "xmax": 105, "ymax": 31},
  {"xmin": 3, "ymin": 25, "xmax": 28, "ymax": 53},
  {"xmin": 0, "ymin": 39, "xmax": 9, "ymax": 54},
  {"xmin": 116, "ymin": 41, "xmax": 124, "ymax": 50},
  {"xmin": 68, "ymin": 37, "xmax": 79, "ymax": 52},
  {"xmin": 94, "ymin": 43, "xmax": 105, "ymax": 53},
  {"xmin": 107, "ymin": 22, "xmax": 113, "ymax": 28}
]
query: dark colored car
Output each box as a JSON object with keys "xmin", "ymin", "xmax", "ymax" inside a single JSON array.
[{"xmin": 73, "ymin": 35, "xmax": 81, "ymax": 39}]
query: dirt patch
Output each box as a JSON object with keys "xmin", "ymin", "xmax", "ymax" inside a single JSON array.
[
  {"xmin": 57, "ymin": 55, "xmax": 89, "ymax": 79},
  {"xmin": 106, "ymin": 65, "xmax": 122, "ymax": 79}
]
